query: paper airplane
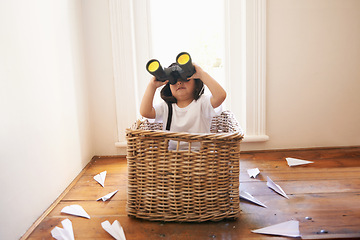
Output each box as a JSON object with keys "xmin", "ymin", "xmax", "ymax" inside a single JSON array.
[
  {"xmin": 267, "ymin": 176, "xmax": 289, "ymax": 199},
  {"xmin": 240, "ymin": 190, "xmax": 267, "ymax": 208},
  {"xmin": 247, "ymin": 168, "xmax": 260, "ymax": 178},
  {"xmin": 94, "ymin": 171, "xmax": 107, "ymax": 187},
  {"xmin": 61, "ymin": 204, "xmax": 90, "ymax": 219},
  {"xmin": 101, "ymin": 220, "xmax": 126, "ymax": 240},
  {"xmin": 251, "ymin": 220, "xmax": 300, "ymax": 238},
  {"xmin": 51, "ymin": 219, "xmax": 75, "ymax": 240},
  {"xmin": 97, "ymin": 190, "xmax": 119, "ymax": 201},
  {"xmin": 286, "ymin": 157, "xmax": 314, "ymax": 167}
]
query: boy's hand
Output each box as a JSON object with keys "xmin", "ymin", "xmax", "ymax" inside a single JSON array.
[
  {"xmin": 187, "ymin": 63, "xmax": 226, "ymax": 108},
  {"xmin": 140, "ymin": 76, "xmax": 168, "ymax": 119},
  {"xmin": 188, "ymin": 63, "xmax": 204, "ymax": 80},
  {"xmin": 150, "ymin": 76, "xmax": 168, "ymax": 89}
]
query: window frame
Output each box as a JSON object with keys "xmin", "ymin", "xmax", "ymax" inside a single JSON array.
[{"xmin": 110, "ymin": 0, "xmax": 268, "ymax": 147}]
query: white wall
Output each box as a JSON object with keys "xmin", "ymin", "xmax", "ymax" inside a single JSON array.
[
  {"xmin": 0, "ymin": 1, "xmax": 93, "ymax": 239},
  {"xmin": 82, "ymin": 0, "xmax": 123, "ymax": 156},
  {"xmin": 83, "ymin": 0, "xmax": 360, "ymax": 154},
  {"xmin": 247, "ymin": 0, "xmax": 360, "ymax": 150}
]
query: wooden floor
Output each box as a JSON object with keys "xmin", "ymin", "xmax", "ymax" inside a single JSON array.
[{"xmin": 25, "ymin": 147, "xmax": 360, "ymax": 239}]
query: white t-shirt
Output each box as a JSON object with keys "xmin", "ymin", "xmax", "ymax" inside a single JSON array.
[{"xmin": 154, "ymin": 95, "xmax": 222, "ymax": 150}]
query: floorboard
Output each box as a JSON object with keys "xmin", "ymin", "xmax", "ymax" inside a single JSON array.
[{"xmin": 25, "ymin": 147, "xmax": 360, "ymax": 239}]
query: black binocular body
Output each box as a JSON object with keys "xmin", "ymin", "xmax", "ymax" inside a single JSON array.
[{"xmin": 146, "ymin": 52, "xmax": 196, "ymax": 85}]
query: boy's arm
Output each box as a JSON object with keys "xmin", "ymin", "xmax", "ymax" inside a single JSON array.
[
  {"xmin": 140, "ymin": 77, "xmax": 167, "ymax": 119},
  {"xmin": 192, "ymin": 64, "xmax": 226, "ymax": 108}
]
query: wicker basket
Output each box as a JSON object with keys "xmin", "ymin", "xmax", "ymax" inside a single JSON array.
[{"xmin": 126, "ymin": 111, "xmax": 244, "ymax": 222}]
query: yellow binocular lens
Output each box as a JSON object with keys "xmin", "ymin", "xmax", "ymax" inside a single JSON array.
[
  {"xmin": 146, "ymin": 52, "xmax": 195, "ymax": 84},
  {"xmin": 177, "ymin": 53, "xmax": 190, "ymax": 65},
  {"xmin": 147, "ymin": 60, "xmax": 160, "ymax": 72}
]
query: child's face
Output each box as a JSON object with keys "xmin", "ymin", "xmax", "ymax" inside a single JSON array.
[{"xmin": 169, "ymin": 78, "xmax": 196, "ymax": 102}]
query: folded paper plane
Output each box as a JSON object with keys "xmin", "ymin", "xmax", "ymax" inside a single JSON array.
[
  {"xmin": 240, "ymin": 190, "xmax": 267, "ymax": 208},
  {"xmin": 251, "ymin": 220, "xmax": 300, "ymax": 238},
  {"xmin": 267, "ymin": 176, "xmax": 289, "ymax": 199},
  {"xmin": 97, "ymin": 190, "xmax": 119, "ymax": 201},
  {"xmin": 94, "ymin": 171, "xmax": 107, "ymax": 187},
  {"xmin": 61, "ymin": 204, "xmax": 90, "ymax": 219},
  {"xmin": 101, "ymin": 220, "xmax": 126, "ymax": 240},
  {"xmin": 286, "ymin": 157, "xmax": 314, "ymax": 167},
  {"xmin": 51, "ymin": 219, "xmax": 75, "ymax": 240},
  {"xmin": 247, "ymin": 168, "xmax": 260, "ymax": 178}
]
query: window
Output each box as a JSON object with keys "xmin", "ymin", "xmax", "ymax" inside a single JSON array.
[
  {"xmin": 148, "ymin": 0, "xmax": 226, "ymax": 106},
  {"xmin": 149, "ymin": 0, "xmax": 225, "ymax": 82},
  {"xmin": 110, "ymin": 0, "xmax": 268, "ymax": 146}
]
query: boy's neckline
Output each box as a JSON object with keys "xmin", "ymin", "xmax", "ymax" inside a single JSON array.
[{"xmin": 175, "ymin": 99, "xmax": 194, "ymax": 108}]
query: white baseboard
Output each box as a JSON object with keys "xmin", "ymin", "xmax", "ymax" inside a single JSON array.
[{"xmin": 242, "ymin": 135, "xmax": 269, "ymax": 142}]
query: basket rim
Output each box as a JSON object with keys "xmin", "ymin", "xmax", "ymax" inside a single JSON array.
[
  {"xmin": 126, "ymin": 127, "xmax": 243, "ymax": 140},
  {"xmin": 126, "ymin": 110, "xmax": 244, "ymax": 141}
]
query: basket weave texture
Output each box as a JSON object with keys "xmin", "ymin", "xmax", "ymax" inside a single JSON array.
[{"xmin": 126, "ymin": 111, "xmax": 244, "ymax": 222}]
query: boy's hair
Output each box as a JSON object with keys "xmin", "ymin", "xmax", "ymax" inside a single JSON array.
[{"xmin": 160, "ymin": 79, "xmax": 205, "ymax": 103}]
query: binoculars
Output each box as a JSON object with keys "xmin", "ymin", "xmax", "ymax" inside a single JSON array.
[{"xmin": 146, "ymin": 52, "xmax": 196, "ymax": 85}]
